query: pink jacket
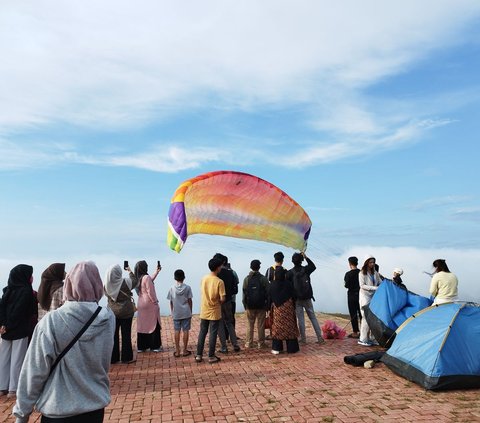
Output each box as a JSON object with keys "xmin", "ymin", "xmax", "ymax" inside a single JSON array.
[{"xmin": 136, "ymin": 274, "xmax": 161, "ymax": 334}]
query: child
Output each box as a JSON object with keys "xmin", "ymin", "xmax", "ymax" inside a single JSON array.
[{"xmin": 167, "ymin": 270, "xmax": 193, "ymax": 357}]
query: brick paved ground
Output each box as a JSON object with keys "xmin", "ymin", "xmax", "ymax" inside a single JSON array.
[{"xmin": 1, "ymin": 313, "xmax": 479, "ymax": 422}]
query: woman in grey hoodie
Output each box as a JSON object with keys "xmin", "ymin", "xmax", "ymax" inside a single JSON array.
[{"xmin": 13, "ymin": 261, "xmax": 115, "ymax": 423}]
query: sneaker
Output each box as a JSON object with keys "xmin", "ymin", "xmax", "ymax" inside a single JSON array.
[
  {"xmin": 316, "ymin": 337, "xmax": 325, "ymax": 344},
  {"xmin": 137, "ymin": 349, "xmax": 146, "ymax": 353},
  {"xmin": 233, "ymin": 345, "xmax": 241, "ymax": 352},
  {"xmin": 208, "ymin": 355, "xmax": 221, "ymax": 363},
  {"xmin": 271, "ymin": 350, "xmax": 280, "ymax": 355},
  {"xmin": 195, "ymin": 355, "xmax": 203, "ymax": 363},
  {"xmin": 299, "ymin": 339, "xmax": 307, "ymax": 345},
  {"xmin": 370, "ymin": 340, "xmax": 380, "ymax": 346},
  {"xmin": 217, "ymin": 348, "xmax": 228, "ymax": 354},
  {"xmin": 358, "ymin": 340, "xmax": 373, "ymax": 346},
  {"xmin": 152, "ymin": 346, "xmax": 164, "ymax": 353}
]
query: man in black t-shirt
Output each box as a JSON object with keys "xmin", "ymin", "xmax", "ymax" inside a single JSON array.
[
  {"xmin": 344, "ymin": 256, "xmax": 361, "ymax": 338},
  {"xmin": 214, "ymin": 253, "xmax": 241, "ymax": 353}
]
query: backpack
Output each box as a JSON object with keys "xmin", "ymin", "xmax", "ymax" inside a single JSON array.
[
  {"xmin": 292, "ymin": 267, "xmax": 313, "ymax": 300},
  {"xmin": 246, "ymin": 273, "xmax": 266, "ymax": 309},
  {"xmin": 271, "ymin": 265, "xmax": 287, "ymax": 282}
]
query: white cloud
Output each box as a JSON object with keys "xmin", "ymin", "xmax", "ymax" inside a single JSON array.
[
  {"xmin": 1, "ymin": 1, "xmax": 480, "ymax": 131},
  {"xmin": 1, "ymin": 244, "xmax": 478, "ymax": 315},
  {"xmin": 1, "ymin": 2, "xmax": 479, "ymax": 172},
  {"xmin": 450, "ymin": 207, "xmax": 480, "ymax": 222},
  {"xmin": 273, "ymin": 118, "xmax": 449, "ymax": 167},
  {"xmin": 74, "ymin": 145, "xmax": 224, "ymax": 173},
  {"xmin": 408, "ymin": 195, "xmax": 473, "ymax": 211}
]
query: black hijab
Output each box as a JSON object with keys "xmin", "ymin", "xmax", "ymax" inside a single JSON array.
[
  {"xmin": 269, "ymin": 265, "xmax": 293, "ymax": 307},
  {"xmin": 7, "ymin": 264, "xmax": 33, "ymax": 288},
  {"xmin": 134, "ymin": 261, "xmax": 148, "ymax": 292}
]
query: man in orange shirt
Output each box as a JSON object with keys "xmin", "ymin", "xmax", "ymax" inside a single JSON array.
[{"xmin": 195, "ymin": 257, "xmax": 226, "ymax": 363}]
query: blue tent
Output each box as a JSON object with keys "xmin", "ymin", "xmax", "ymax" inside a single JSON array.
[
  {"xmin": 382, "ymin": 302, "xmax": 480, "ymax": 390},
  {"xmin": 364, "ymin": 280, "xmax": 432, "ymax": 347}
]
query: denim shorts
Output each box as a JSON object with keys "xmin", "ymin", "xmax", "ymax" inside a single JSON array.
[{"xmin": 173, "ymin": 318, "xmax": 192, "ymax": 332}]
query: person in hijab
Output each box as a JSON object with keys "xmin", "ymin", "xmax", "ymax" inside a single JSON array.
[
  {"xmin": 37, "ymin": 263, "xmax": 66, "ymax": 320},
  {"xmin": 104, "ymin": 264, "xmax": 138, "ymax": 364},
  {"xmin": 0, "ymin": 265, "xmax": 37, "ymax": 398},
  {"xmin": 269, "ymin": 257, "xmax": 299, "ymax": 355},
  {"xmin": 135, "ymin": 260, "xmax": 162, "ymax": 353},
  {"xmin": 13, "ymin": 261, "xmax": 115, "ymax": 423}
]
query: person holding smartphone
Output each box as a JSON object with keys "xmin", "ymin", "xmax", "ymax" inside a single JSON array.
[
  {"xmin": 134, "ymin": 260, "xmax": 163, "ymax": 352},
  {"xmin": 104, "ymin": 263, "xmax": 138, "ymax": 364}
]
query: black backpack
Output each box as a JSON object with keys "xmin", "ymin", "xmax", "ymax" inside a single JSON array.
[
  {"xmin": 292, "ymin": 268, "xmax": 313, "ymax": 300},
  {"xmin": 246, "ymin": 273, "xmax": 266, "ymax": 309}
]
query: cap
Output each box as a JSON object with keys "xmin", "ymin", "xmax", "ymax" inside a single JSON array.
[{"xmin": 393, "ymin": 268, "xmax": 403, "ymax": 276}]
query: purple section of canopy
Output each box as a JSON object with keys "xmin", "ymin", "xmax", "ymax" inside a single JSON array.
[{"xmin": 168, "ymin": 202, "xmax": 187, "ymax": 242}]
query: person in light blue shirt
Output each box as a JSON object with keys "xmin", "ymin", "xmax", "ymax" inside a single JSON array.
[{"xmin": 167, "ymin": 270, "xmax": 193, "ymax": 357}]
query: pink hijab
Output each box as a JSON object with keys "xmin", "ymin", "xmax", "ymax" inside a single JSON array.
[{"xmin": 64, "ymin": 261, "xmax": 104, "ymax": 302}]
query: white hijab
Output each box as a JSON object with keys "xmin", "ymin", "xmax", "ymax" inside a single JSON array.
[{"xmin": 105, "ymin": 264, "xmax": 132, "ymax": 301}]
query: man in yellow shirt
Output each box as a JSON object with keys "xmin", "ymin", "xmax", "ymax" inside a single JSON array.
[{"xmin": 195, "ymin": 257, "xmax": 226, "ymax": 363}]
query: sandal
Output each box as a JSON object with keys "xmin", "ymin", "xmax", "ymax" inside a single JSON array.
[
  {"xmin": 173, "ymin": 352, "xmax": 181, "ymax": 358},
  {"xmin": 182, "ymin": 350, "xmax": 192, "ymax": 357}
]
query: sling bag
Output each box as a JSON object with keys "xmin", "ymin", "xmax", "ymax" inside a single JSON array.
[{"xmin": 49, "ymin": 306, "xmax": 102, "ymax": 376}]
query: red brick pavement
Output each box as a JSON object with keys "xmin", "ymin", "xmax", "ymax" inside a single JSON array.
[{"xmin": 1, "ymin": 313, "xmax": 479, "ymax": 422}]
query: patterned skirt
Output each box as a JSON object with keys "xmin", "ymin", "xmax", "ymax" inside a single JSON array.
[{"xmin": 271, "ymin": 298, "xmax": 299, "ymax": 340}]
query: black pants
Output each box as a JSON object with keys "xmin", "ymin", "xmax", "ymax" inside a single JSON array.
[
  {"xmin": 137, "ymin": 322, "xmax": 161, "ymax": 351},
  {"xmin": 272, "ymin": 339, "xmax": 299, "ymax": 354},
  {"xmin": 111, "ymin": 317, "xmax": 133, "ymax": 363},
  {"xmin": 41, "ymin": 408, "xmax": 104, "ymax": 423},
  {"xmin": 347, "ymin": 291, "xmax": 361, "ymax": 333}
]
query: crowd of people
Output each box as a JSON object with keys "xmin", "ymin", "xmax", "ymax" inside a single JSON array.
[
  {"xmin": 343, "ymin": 255, "xmax": 459, "ymax": 347},
  {"xmin": 0, "ymin": 253, "xmax": 458, "ymax": 422}
]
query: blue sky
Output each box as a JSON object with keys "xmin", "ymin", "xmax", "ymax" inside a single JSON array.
[{"xmin": 1, "ymin": 1, "xmax": 479, "ymax": 312}]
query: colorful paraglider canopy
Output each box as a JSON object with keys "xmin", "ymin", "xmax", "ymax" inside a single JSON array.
[{"xmin": 167, "ymin": 170, "xmax": 312, "ymax": 252}]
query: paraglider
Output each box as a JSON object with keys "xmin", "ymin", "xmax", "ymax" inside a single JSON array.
[{"xmin": 167, "ymin": 171, "xmax": 311, "ymax": 252}]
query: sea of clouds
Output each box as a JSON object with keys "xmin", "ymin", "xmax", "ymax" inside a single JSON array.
[{"xmin": 1, "ymin": 242, "xmax": 478, "ymax": 316}]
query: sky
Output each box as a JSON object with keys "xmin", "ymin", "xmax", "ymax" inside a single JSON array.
[{"xmin": 1, "ymin": 1, "xmax": 479, "ymax": 314}]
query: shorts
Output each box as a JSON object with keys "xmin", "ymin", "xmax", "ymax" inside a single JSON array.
[{"xmin": 173, "ymin": 318, "xmax": 192, "ymax": 332}]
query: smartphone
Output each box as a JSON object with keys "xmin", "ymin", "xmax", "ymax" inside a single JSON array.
[
  {"xmin": 124, "ymin": 260, "xmax": 129, "ymax": 270},
  {"xmin": 157, "ymin": 260, "xmax": 161, "ymax": 269}
]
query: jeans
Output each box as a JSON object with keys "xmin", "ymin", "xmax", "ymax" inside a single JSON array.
[
  {"xmin": 245, "ymin": 309, "xmax": 266, "ymax": 347},
  {"xmin": 218, "ymin": 301, "xmax": 239, "ymax": 349},
  {"xmin": 111, "ymin": 317, "xmax": 133, "ymax": 363},
  {"xmin": 295, "ymin": 299, "xmax": 322, "ymax": 342},
  {"xmin": 196, "ymin": 319, "xmax": 220, "ymax": 358}
]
